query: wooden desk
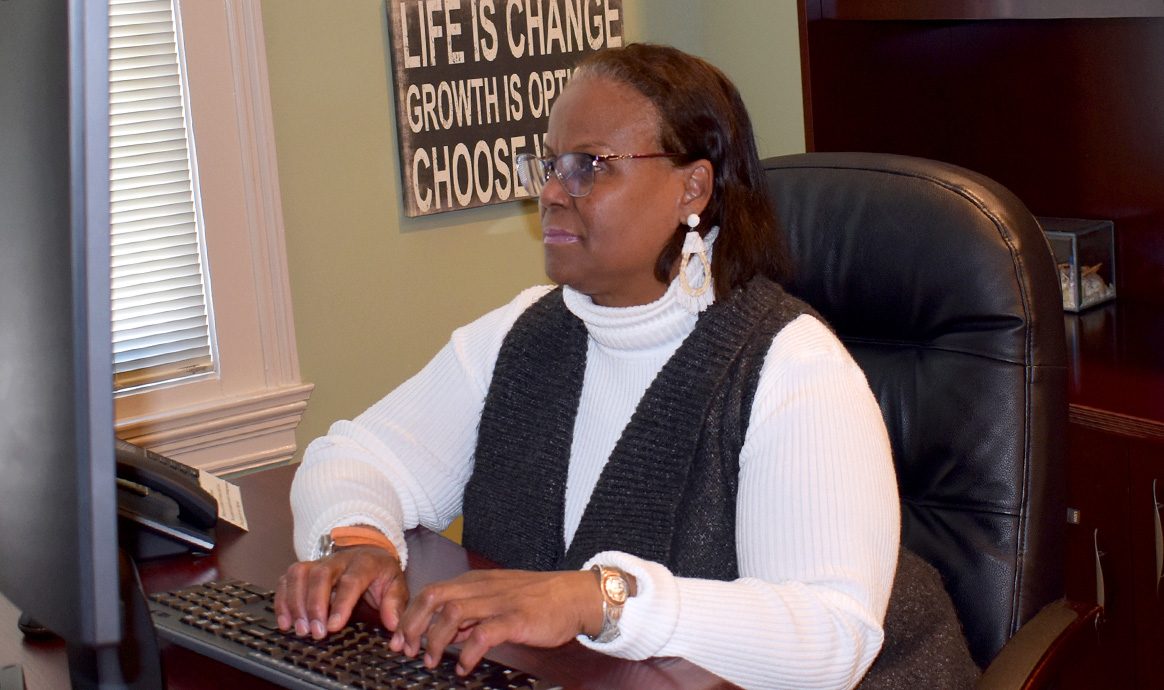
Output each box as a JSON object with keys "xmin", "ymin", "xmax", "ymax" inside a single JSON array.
[{"xmin": 0, "ymin": 464, "xmax": 738, "ymax": 690}]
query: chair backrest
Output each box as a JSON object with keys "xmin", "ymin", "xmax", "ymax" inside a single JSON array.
[{"xmin": 762, "ymin": 152, "xmax": 1068, "ymax": 667}]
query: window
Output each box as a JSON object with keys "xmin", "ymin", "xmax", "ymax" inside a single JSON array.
[
  {"xmin": 109, "ymin": 0, "xmax": 216, "ymax": 391},
  {"xmin": 111, "ymin": 0, "xmax": 312, "ymax": 475}
]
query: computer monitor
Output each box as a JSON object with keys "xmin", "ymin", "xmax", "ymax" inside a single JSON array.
[{"xmin": 0, "ymin": 1, "xmax": 162, "ymax": 688}]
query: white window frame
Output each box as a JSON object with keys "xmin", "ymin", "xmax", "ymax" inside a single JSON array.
[{"xmin": 114, "ymin": 0, "xmax": 312, "ymax": 475}]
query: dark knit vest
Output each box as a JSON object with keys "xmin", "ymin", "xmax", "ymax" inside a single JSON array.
[
  {"xmin": 461, "ymin": 277, "xmax": 812, "ymax": 578},
  {"xmin": 460, "ymin": 278, "xmax": 980, "ymax": 689}
]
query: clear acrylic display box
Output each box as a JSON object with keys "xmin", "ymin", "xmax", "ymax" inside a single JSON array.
[{"xmin": 1038, "ymin": 217, "xmax": 1117, "ymax": 312}]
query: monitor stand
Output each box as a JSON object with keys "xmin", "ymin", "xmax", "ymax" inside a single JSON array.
[
  {"xmin": 9, "ymin": 550, "xmax": 163, "ymax": 690},
  {"xmin": 65, "ymin": 550, "xmax": 163, "ymax": 690}
]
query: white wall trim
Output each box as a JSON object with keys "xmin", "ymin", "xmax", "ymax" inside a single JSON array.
[
  {"xmin": 117, "ymin": 382, "xmax": 313, "ymax": 474},
  {"xmin": 226, "ymin": 0, "xmax": 303, "ymax": 387}
]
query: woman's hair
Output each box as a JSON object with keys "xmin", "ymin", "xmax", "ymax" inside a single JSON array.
[{"xmin": 573, "ymin": 43, "xmax": 793, "ymax": 300}]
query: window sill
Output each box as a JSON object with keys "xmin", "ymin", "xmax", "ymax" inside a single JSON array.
[{"xmin": 116, "ymin": 382, "xmax": 314, "ymax": 474}]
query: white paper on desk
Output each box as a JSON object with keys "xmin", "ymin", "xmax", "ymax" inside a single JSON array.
[{"xmin": 198, "ymin": 472, "xmax": 249, "ymax": 531}]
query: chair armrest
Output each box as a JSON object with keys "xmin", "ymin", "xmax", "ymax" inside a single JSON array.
[{"xmin": 976, "ymin": 599, "xmax": 1102, "ymax": 690}]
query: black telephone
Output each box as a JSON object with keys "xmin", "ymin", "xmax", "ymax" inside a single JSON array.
[{"xmin": 115, "ymin": 438, "xmax": 218, "ymax": 560}]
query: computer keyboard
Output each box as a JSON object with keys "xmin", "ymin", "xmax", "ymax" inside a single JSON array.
[{"xmin": 149, "ymin": 579, "xmax": 562, "ymax": 690}]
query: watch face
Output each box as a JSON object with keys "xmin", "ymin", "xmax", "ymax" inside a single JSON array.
[{"xmin": 602, "ymin": 571, "xmax": 628, "ymax": 605}]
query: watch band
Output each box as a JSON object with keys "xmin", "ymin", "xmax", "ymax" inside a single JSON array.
[
  {"xmin": 317, "ymin": 525, "xmax": 400, "ymax": 562},
  {"xmin": 590, "ymin": 564, "xmax": 635, "ymax": 643}
]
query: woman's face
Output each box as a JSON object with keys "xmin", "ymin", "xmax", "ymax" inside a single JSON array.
[{"xmin": 539, "ymin": 75, "xmax": 707, "ymax": 308}]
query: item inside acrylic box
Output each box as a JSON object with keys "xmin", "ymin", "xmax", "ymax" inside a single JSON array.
[{"xmin": 1038, "ymin": 217, "xmax": 1117, "ymax": 312}]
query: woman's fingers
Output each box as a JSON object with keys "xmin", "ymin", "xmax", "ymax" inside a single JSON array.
[
  {"xmin": 391, "ymin": 575, "xmax": 488, "ymax": 656},
  {"xmin": 455, "ymin": 616, "xmax": 519, "ymax": 675},
  {"xmin": 304, "ymin": 560, "xmax": 342, "ymax": 638},
  {"xmin": 274, "ymin": 560, "xmax": 316, "ymax": 635},
  {"xmin": 373, "ymin": 565, "xmax": 412, "ymax": 631},
  {"xmin": 391, "ymin": 569, "xmax": 601, "ymax": 674},
  {"xmin": 272, "ymin": 546, "xmax": 406, "ymax": 640},
  {"xmin": 417, "ymin": 596, "xmax": 493, "ymax": 666},
  {"xmin": 322, "ymin": 545, "xmax": 407, "ymax": 633}
]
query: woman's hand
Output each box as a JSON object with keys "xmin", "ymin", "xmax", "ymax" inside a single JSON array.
[
  {"xmin": 273, "ymin": 545, "xmax": 409, "ymax": 639},
  {"xmin": 390, "ymin": 569, "xmax": 603, "ymax": 674}
]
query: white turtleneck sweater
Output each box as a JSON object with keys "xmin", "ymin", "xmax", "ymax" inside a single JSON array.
[{"xmin": 291, "ymin": 278, "xmax": 900, "ymax": 690}]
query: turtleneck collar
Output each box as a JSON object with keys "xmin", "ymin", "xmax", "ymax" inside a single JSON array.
[
  {"xmin": 559, "ymin": 227, "xmax": 720, "ymax": 352},
  {"xmin": 562, "ymin": 278, "xmax": 698, "ymax": 352}
]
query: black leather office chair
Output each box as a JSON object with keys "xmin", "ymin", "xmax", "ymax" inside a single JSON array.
[{"xmin": 762, "ymin": 152, "xmax": 1099, "ymax": 688}]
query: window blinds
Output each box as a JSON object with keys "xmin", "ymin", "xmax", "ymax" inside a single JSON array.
[{"xmin": 109, "ymin": 0, "xmax": 214, "ymax": 390}]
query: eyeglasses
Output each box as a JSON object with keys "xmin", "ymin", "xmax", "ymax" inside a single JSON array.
[{"xmin": 515, "ymin": 151, "xmax": 681, "ymax": 198}]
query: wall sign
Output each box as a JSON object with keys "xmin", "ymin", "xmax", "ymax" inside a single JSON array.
[{"xmin": 386, "ymin": 0, "xmax": 624, "ymax": 217}]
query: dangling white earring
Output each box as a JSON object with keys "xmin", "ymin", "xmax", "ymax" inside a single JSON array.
[
  {"xmin": 679, "ymin": 232, "xmax": 710, "ymax": 299},
  {"xmin": 677, "ymin": 214, "xmax": 714, "ymax": 313},
  {"xmin": 677, "ymin": 226, "xmax": 719, "ymax": 314}
]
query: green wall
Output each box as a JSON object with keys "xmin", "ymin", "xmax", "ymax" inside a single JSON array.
[
  {"xmin": 626, "ymin": 0, "xmax": 805, "ymax": 158},
  {"xmin": 261, "ymin": 1, "xmax": 805, "ymax": 455}
]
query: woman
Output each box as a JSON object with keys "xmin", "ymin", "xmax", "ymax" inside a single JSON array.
[{"xmin": 276, "ymin": 44, "xmax": 901, "ymax": 690}]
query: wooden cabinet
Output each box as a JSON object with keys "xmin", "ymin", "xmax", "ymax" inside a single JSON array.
[
  {"xmin": 798, "ymin": 2, "xmax": 1164, "ymax": 685},
  {"xmin": 1066, "ymin": 425, "xmax": 1164, "ymax": 689},
  {"xmin": 1129, "ymin": 439, "xmax": 1164, "ymax": 689},
  {"xmin": 1064, "ymin": 424, "xmax": 1134, "ymax": 688}
]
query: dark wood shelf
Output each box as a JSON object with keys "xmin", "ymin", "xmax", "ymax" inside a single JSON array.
[
  {"xmin": 798, "ymin": 15, "xmax": 1164, "ymax": 306},
  {"xmin": 813, "ymin": 0, "xmax": 1164, "ymax": 21},
  {"xmin": 1067, "ymin": 300, "xmax": 1164, "ymax": 440}
]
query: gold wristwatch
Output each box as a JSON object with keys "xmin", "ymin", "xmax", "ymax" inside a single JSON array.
[{"xmin": 590, "ymin": 564, "xmax": 637, "ymax": 643}]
